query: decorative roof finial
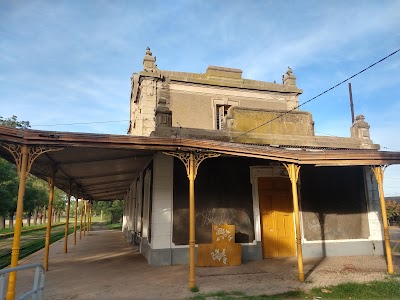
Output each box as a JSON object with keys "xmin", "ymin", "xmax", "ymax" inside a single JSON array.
[
  {"xmin": 143, "ymin": 47, "xmax": 157, "ymax": 72},
  {"xmin": 283, "ymin": 66, "xmax": 297, "ymax": 86}
]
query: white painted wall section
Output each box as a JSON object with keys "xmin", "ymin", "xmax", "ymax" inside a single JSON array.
[
  {"xmin": 364, "ymin": 167, "xmax": 384, "ymax": 240},
  {"xmin": 151, "ymin": 153, "xmax": 174, "ymax": 249}
]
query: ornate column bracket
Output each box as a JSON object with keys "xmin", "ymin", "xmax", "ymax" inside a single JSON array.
[
  {"xmin": 371, "ymin": 165, "xmax": 388, "ymax": 182},
  {"xmin": 1, "ymin": 143, "xmax": 63, "ymax": 178},
  {"xmin": 283, "ymin": 163, "xmax": 301, "ymax": 183},
  {"xmin": 163, "ymin": 151, "xmax": 220, "ymax": 179}
]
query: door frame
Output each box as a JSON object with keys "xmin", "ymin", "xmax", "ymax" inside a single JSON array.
[{"xmin": 250, "ymin": 165, "xmax": 293, "ymax": 249}]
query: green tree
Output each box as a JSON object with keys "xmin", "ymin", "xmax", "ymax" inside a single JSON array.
[
  {"xmin": 0, "ymin": 159, "xmax": 19, "ymax": 228},
  {"xmin": 92, "ymin": 200, "xmax": 123, "ymax": 223},
  {"xmin": 0, "ymin": 115, "xmax": 31, "ymax": 228},
  {"xmin": 108, "ymin": 200, "xmax": 123, "ymax": 224},
  {"xmin": 53, "ymin": 188, "xmax": 67, "ymax": 222},
  {"xmin": 386, "ymin": 200, "xmax": 400, "ymax": 225},
  {"xmin": 0, "ymin": 158, "xmax": 18, "ymax": 228},
  {"xmin": 0, "ymin": 115, "xmax": 30, "ymax": 129},
  {"xmin": 24, "ymin": 176, "xmax": 49, "ymax": 226}
]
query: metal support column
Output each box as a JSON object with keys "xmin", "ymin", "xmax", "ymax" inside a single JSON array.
[
  {"xmin": 284, "ymin": 163, "xmax": 304, "ymax": 282},
  {"xmin": 74, "ymin": 197, "xmax": 78, "ymax": 245},
  {"xmin": 80, "ymin": 199, "xmax": 84, "ymax": 240},
  {"xmin": 64, "ymin": 182, "xmax": 72, "ymax": 253},
  {"xmin": 84, "ymin": 200, "xmax": 87, "ymax": 236},
  {"xmin": 163, "ymin": 151, "xmax": 220, "ymax": 289},
  {"xmin": 1, "ymin": 143, "xmax": 59, "ymax": 300},
  {"xmin": 4, "ymin": 145, "xmax": 28, "ymax": 300},
  {"xmin": 371, "ymin": 166, "xmax": 394, "ymax": 274},
  {"xmin": 88, "ymin": 201, "xmax": 92, "ymax": 233},
  {"xmin": 44, "ymin": 167, "xmax": 56, "ymax": 271},
  {"xmin": 188, "ymin": 153, "xmax": 195, "ymax": 289}
]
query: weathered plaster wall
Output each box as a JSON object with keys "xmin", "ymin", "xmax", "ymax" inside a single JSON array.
[
  {"xmin": 122, "ymin": 180, "xmax": 137, "ymax": 240},
  {"xmin": 226, "ymin": 107, "xmax": 314, "ymax": 136},
  {"xmin": 135, "ymin": 174, "xmax": 143, "ymax": 234},
  {"xmin": 300, "ymin": 166, "xmax": 369, "ymax": 241},
  {"xmin": 364, "ymin": 167, "xmax": 384, "ymax": 241},
  {"xmin": 169, "ymin": 83, "xmax": 297, "ymax": 130},
  {"xmin": 151, "ymin": 153, "xmax": 174, "ymax": 250},
  {"xmin": 172, "ymin": 157, "xmax": 256, "ymax": 245},
  {"xmin": 169, "ymin": 90, "xmax": 213, "ymax": 129},
  {"xmin": 130, "ymin": 77, "xmax": 163, "ymax": 136},
  {"xmin": 141, "ymin": 169, "xmax": 152, "ymax": 238}
]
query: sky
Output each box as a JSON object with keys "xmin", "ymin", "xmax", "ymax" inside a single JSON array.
[{"xmin": 0, "ymin": 0, "xmax": 399, "ymax": 196}]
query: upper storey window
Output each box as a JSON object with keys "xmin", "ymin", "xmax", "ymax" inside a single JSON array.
[{"xmin": 216, "ymin": 104, "xmax": 231, "ymax": 130}]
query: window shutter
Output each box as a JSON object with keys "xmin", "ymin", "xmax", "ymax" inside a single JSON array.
[{"xmin": 218, "ymin": 105, "xmax": 225, "ymax": 130}]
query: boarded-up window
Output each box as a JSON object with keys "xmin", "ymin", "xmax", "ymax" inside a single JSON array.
[
  {"xmin": 300, "ymin": 166, "xmax": 369, "ymax": 241},
  {"xmin": 173, "ymin": 157, "xmax": 255, "ymax": 245}
]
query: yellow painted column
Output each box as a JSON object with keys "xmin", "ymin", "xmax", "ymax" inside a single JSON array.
[
  {"xmin": 371, "ymin": 166, "xmax": 394, "ymax": 274},
  {"xmin": 80, "ymin": 199, "xmax": 84, "ymax": 240},
  {"xmin": 87, "ymin": 202, "xmax": 90, "ymax": 233},
  {"xmin": 6, "ymin": 145, "xmax": 28, "ymax": 300},
  {"xmin": 87, "ymin": 201, "xmax": 90, "ymax": 233},
  {"xmin": 84, "ymin": 200, "xmax": 87, "ymax": 236},
  {"xmin": 162, "ymin": 151, "xmax": 219, "ymax": 291},
  {"xmin": 44, "ymin": 172, "xmax": 55, "ymax": 271},
  {"xmin": 89, "ymin": 202, "xmax": 92, "ymax": 232},
  {"xmin": 284, "ymin": 163, "xmax": 304, "ymax": 282},
  {"xmin": 74, "ymin": 197, "xmax": 78, "ymax": 245},
  {"xmin": 189, "ymin": 153, "xmax": 196, "ymax": 289},
  {"xmin": 64, "ymin": 184, "xmax": 72, "ymax": 253}
]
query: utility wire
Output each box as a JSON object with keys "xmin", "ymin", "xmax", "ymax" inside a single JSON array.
[
  {"xmin": 232, "ymin": 48, "xmax": 400, "ymax": 140},
  {"xmin": 315, "ymin": 131, "xmax": 400, "ymax": 152},
  {"xmin": 382, "ymin": 146, "xmax": 400, "ymax": 152}
]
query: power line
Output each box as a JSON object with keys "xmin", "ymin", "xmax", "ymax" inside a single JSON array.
[
  {"xmin": 315, "ymin": 131, "xmax": 400, "ymax": 152},
  {"xmin": 233, "ymin": 48, "xmax": 400, "ymax": 140},
  {"xmin": 382, "ymin": 146, "xmax": 400, "ymax": 152},
  {"xmin": 31, "ymin": 120, "xmax": 130, "ymax": 127}
]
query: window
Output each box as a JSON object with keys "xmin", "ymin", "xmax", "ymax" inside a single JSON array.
[{"xmin": 216, "ymin": 104, "xmax": 231, "ymax": 130}]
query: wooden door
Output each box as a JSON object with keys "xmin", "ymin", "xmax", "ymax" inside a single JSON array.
[{"xmin": 258, "ymin": 177, "xmax": 295, "ymax": 258}]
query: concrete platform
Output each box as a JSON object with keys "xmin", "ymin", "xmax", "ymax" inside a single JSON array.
[{"xmin": 10, "ymin": 224, "xmax": 400, "ymax": 300}]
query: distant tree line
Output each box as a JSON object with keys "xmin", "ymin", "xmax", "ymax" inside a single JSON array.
[
  {"xmin": 91, "ymin": 200, "xmax": 123, "ymax": 224},
  {"xmin": 0, "ymin": 116, "xmax": 67, "ymax": 228},
  {"xmin": 0, "ymin": 159, "xmax": 67, "ymax": 229},
  {"xmin": 386, "ymin": 200, "xmax": 400, "ymax": 226}
]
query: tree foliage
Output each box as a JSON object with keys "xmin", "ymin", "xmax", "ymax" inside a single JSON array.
[
  {"xmin": 0, "ymin": 158, "xmax": 18, "ymax": 219},
  {"xmin": 386, "ymin": 200, "xmax": 400, "ymax": 224},
  {"xmin": 24, "ymin": 175, "xmax": 49, "ymax": 214},
  {"xmin": 92, "ymin": 200, "xmax": 123, "ymax": 223},
  {"xmin": 0, "ymin": 116, "xmax": 67, "ymax": 226},
  {"xmin": 0, "ymin": 115, "xmax": 30, "ymax": 129}
]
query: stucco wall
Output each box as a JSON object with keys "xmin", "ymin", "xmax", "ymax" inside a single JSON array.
[
  {"xmin": 226, "ymin": 107, "xmax": 314, "ymax": 135},
  {"xmin": 173, "ymin": 157, "xmax": 258, "ymax": 245},
  {"xmin": 300, "ymin": 166, "xmax": 369, "ymax": 241},
  {"xmin": 364, "ymin": 167, "xmax": 384, "ymax": 240},
  {"xmin": 151, "ymin": 153, "xmax": 174, "ymax": 249},
  {"xmin": 169, "ymin": 82, "xmax": 298, "ymax": 130}
]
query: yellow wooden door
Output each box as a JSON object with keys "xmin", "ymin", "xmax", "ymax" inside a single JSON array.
[{"xmin": 258, "ymin": 177, "xmax": 295, "ymax": 258}]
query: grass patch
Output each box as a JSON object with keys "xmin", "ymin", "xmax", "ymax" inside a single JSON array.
[
  {"xmin": 190, "ymin": 285, "xmax": 200, "ymax": 293},
  {"xmin": 0, "ymin": 222, "xmax": 65, "ymax": 237},
  {"xmin": 106, "ymin": 222, "xmax": 122, "ymax": 230},
  {"xmin": 187, "ymin": 279, "xmax": 400, "ymax": 299},
  {"xmin": 310, "ymin": 279, "xmax": 400, "ymax": 299},
  {"xmin": 0, "ymin": 226, "xmax": 77, "ymax": 268}
]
